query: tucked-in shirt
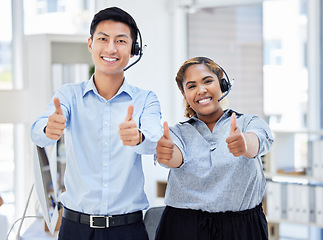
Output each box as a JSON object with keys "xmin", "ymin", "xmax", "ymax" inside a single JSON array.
[
  {"xmin": 165, "ymin": 109, "xmax": 274, "ymax": 213},
  {"xmin": 31, "ymin": 76, "xmax": 163, "ymax": 215}
]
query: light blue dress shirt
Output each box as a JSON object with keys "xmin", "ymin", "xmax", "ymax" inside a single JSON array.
[
  {"xmin": 164, "ymin": 109, "xmax": 274, "ymax": 213},
  {"xmin": 31, "ymin": 76, "xmax": 163, "ymax": 215}
]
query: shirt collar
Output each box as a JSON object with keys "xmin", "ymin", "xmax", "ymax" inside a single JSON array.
[
  {"xmin": 115, "ymin": 78, "xmax": 134, "ymax": 99},
  {"xmin": 179, "ymin": 109, "xmax": 233, "ymax": 125},
  {"xmin": 83, "ymin": 75, "xmax": 97, "ymax": 96},
  {"xmin": 83, "ymin": 75, "xmax": 134, "ymax": 100}
]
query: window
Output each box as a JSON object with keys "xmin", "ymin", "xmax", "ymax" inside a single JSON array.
[
  {"xmin": 24, "ymin": 0, "xmax": 94, "ymax": 35},
  {"xmin": 36, "ymin": 0, "xmax": 66, "ymax": 14},
  {"xmin": 0, "ymin": 0, "xmax": 12, "ymax": 90},
  {"xmin": 263, "ymin": 0, "xmax": 308, "ymax": 131},
  {"xmin": 0, "ymin": 124, "xmax": 15, "ymax": 225}
]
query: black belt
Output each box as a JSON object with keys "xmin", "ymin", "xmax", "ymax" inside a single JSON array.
[{"xmin": 63, "ymin": 207, "xmax": 143, "ymax": 228}]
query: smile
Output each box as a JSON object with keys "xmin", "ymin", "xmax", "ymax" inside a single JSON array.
[
  {"xmin": 197, "ymin": 97, "xmax": 212, "ymax": 104},
  {"xmin": 102, "ymin": 57, "xmax": 118, "ymax": 62}
]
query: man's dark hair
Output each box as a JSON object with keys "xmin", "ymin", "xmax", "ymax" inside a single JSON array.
[{"xmin": 90, "ymin": 7, "xmax": 138, "ymax": 43}]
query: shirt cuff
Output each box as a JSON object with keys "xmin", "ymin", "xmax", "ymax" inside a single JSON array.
[{"xmin": 31, "ymin": 119, "xmax": 57, "ymax": 147}]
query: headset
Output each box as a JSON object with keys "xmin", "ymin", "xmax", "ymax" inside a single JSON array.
[
  {"xmin": 124, "ymin": 27, "xmax": 146, "ymax": 71},
  {"xmin": 216, "ymin": 63, "xmax": 233, "ymax": 102}
]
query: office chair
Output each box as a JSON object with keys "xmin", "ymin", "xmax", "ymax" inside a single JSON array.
[{"xmin": 144, "ymin": 206, "xmax": 165, "ymax": 240}]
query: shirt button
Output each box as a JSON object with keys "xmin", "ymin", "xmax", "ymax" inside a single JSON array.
[
  {"xmin": 103, "ymin": 202, "xmax": 107, "ymax": 206},
  {"xmin": 105, "ymin": 142, "xmax": 108, "ymax": 146},
  {"xmin": 104, "ymin": 184, "xmax": 107, "ymax": 188},
  {"xmin": 106, "ymin": 102, "xmax": 109, "ymax": 106},
  {"xmin": 104, "ymin": 121, "xmax": 108, "ymax": 125},
  {"xmin": 104, "ymin": 163, "xmax": 108, "ymax": 167}
]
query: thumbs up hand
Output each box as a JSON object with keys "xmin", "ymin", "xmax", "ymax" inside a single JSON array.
[
  {"xmin": 119, "ymin": 105, "xmax": 141, "ymax": 146},
  {"xmin": 156, "ymin": 122, "xmax": 174, "ymax": 164},
  {"xmin": 156, "ymin": 122, "xmax": 183, "ymax": 168},
  {"xmin": 45, "ymin": 98, "xmax": 66, "ymax": 140},
  {"xmin": 225, "ymin": 112, "xmax": 247, "ymax": 157}
]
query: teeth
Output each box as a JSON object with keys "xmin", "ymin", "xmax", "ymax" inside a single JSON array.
[
  {"xmin": 198, "ymin": 98, "xmax": 211, "ymax": 103},
  {"xmin": 102, "ymin": 57, "xmax": 116, "ymax": 62}
]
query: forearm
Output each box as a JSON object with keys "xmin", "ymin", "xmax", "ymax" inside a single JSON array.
[
  {"xmin": 31, "ymin": 118, "xmax": 57, "ymax": 147},
  {"xmin": 243, "ymin": 132, "xmax": 259, "ymax": 158},
  {"xmin": 163, "ymin": 145, "xmax": 183, "ymax": 168}
]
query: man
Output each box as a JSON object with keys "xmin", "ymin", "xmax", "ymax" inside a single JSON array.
[{"xmin": 31, "ymin": 7, "xmax": 163, "ymax": 240}]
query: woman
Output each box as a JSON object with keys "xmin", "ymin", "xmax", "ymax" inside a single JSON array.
[{"xmin": 155, "ymin": 57, "xmax": 273, "ymax": 240}]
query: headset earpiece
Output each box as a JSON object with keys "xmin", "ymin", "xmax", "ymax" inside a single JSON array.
[
  {"xmin": 216, "ymin": 63, "xmax": 233, "ymax": 102},
  {"xmin": 220, "ymin": 78, "xmax": 230, "ymax": 93},
  {"xmin": 131, "ymin": 42, "xmax": 140, "ymax": 56}
]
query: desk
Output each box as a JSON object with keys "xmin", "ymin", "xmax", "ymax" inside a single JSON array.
[{"xmin": 20, "ymin": 218, "xmax": 58, "ymax": 240}]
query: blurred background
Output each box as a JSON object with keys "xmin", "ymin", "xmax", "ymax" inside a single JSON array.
[{"xmin": 0, "ymin": 0, "xmax": 322, "ymax": 239}]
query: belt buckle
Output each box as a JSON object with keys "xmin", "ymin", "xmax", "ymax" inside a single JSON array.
[{"xmin": 89, "ymin": 215, "xmax": 109, "ymax": 228}]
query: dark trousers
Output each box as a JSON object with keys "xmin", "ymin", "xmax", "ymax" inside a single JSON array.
[
  {"xmin": 155, "ymin": 204, "xmax": 268, "ymax": 240},
  {"xmin": 58, "ymin": 217, "xmax": 149, "ymax": 240}
]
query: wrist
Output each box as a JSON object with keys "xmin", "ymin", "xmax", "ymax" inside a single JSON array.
[{"xmin": 137, "ymin": 130, "xmax": 145, "ymax": 145}]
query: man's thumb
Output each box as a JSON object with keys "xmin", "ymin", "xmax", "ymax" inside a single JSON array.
[
  {"xmin": 125, "ymin": 105, "xmax": 134, "ymax": 121},
  {"xmin": 54, "ymin": 98, "xmax": 63, "ymax": 115},
  {"xmin": 230, "ymin": 112, "xmax": 237, "ymax": 134},
  {"xmin": 163, "ymin": 121, "xmax": 172, "ymax": 140}
]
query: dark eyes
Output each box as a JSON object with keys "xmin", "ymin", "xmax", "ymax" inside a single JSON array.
[
  {"xmin": 98, "ymin": 38, "xmax": 127, "ymax": 44},
  {"xmin": 186, "ymin": 79, "xmax": 213, "ymax": 90},
  {"xmin": 205, "ymin": 80, "xmax": 213, "ymax": 84}
]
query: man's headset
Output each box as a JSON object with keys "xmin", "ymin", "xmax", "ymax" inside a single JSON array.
[
  {"xmin": 124, "ymin": 27, "xmax": 146, "ymax": 71},
  {"xmin": 217, "ymin": 63, "xmax": 233, "ymax": 102}
]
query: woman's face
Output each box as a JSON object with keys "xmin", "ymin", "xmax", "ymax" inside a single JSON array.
[{"xmin": 182, "ymin": 64, "xmax": 224, "ymax": 121}]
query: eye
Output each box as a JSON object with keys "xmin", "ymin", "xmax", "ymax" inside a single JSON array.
[
  {"xmin": 187, "ymin": 84, "xmax": 196, "ymax": 90},
  {"xmin": 117, "ymin": 39, "xmax": 127, "ymax": 44},
  {"xmin": 98, "ymin": 37, "xmax": 107, "ymax": 41},
  {"xmin": 205, "ymin": 79, "xmax": 214, "ymax": 84}
]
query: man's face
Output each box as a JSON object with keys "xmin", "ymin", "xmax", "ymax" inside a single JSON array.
[{"xmin": 88, "ymin": 20, "xmax": 134, "ymax": 77}]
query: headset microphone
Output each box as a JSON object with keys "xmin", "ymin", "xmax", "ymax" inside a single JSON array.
[
  {"xmin": 124, "ymin": 28, "xmax": 145, "ymax": 71},
  {"xmin": 218, "ymin": 83, "xmax": 232, "ymax": 102}
]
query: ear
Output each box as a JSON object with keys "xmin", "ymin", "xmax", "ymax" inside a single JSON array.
[{"xmin": 88, "ymin": 37, "xmax": 93, "ymax": 53}]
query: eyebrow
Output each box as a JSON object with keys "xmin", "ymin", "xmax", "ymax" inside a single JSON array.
[
  {"xmin": 185, "ymin": 76, "xmax": 214, "ymax": 87},
  {"xmin": 202, "ymin": 76, "xmax": 214, "ymax": 81},
  {"xmin": 97, "ymin": 32, "xmax": 130, "ymax": 39}
]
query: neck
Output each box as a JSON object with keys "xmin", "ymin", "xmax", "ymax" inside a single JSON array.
[
  {"xmin": 93, "ymin": 71, "xmax": 124, "ymax": 101},
  {"xmin": 197, "ymin": 109, "xmax": 225, "ymax": 131}
]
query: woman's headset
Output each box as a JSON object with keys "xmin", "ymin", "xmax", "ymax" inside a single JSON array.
[{"xmin": 216, "ymin": 63, "xmax": 233, "ymax": 102}]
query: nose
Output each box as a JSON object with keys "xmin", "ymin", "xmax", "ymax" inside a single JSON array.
[
  {"xmin": 198, "ymin": 85, "xmax": 207, "ymax": 94},
  {"xmin": 106, "ymin": 41, "xmax": 117, "ymax": 54}
]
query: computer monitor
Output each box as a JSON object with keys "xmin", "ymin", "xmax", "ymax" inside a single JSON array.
[{"xmin": 33, "ymin": 145, "xmax": 60, "ymax": 234}]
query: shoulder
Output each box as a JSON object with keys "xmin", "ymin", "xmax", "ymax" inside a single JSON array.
[
  {"xmin": 54, "ymin": 81, "xmax": 87, "ymax": 103},
  {"xmin": 229, "ymin": 109, "xmax": 261, "ymax": 124},
  {"xmin": 169, "ymin": 119, "xmax": 195, "ymax": 137},
  {"xmin": 126, "ymin": 84, "xmax": 160, "ymax": 106},
  {"xmin": 56, "ymin": 81, "xmax": 86, "ymax": 93},
  {"xmin": 128, "ymin": 84, "xmax": 157, "ymax": 97}
]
